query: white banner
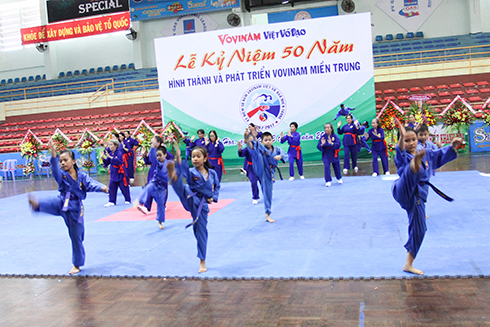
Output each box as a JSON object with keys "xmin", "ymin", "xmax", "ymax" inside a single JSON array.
[
  {"xmin": 155, "ymin": 13, "xmax": 375, "ymax": 160},
  {"xmin": 376, "ymin": 0, "xmax": 445, "ymax": 32}
]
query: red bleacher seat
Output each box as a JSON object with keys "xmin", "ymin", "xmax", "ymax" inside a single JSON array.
[
  {"xmin": 132, "ymin": 111, "xmax": 142, "ymax": 114},
  {"xmin": 426, "ymin": 93, "xmax": 437, "ymax": 97},
  {"xmin": 375, "ymin": 97, "xmax": 382, "ymax": 102},
  {"xmin": 397, "ymin": 95, "xmax": 409, "ymax": 100},
  {"xmin": 474, "ymin": 104, "xmax": 483, "ymax": 110},
  {"xmin": 466, "ymin": 89, "xmax": 479, "ymax": 94},
  {"xmin": 477, "ymin": 81, "xmax": 489, "ymax": 86},
  {"xmin": 469, "ymin": 96, "xmax": 482, "ymax": 102},
  {"xmin": 423, "ymin": 86, "xmax": 435, "ymax": 91},
  {"xmin": 479, "ymin": 88, "xmax": 490, "ymax": 93},
  {"xmin": 383, "ymin": 96, "xmax": 396, "ymax": 101},
  {"xmin": 463, "ymin": 82, "xmax": 476, "ymax": 87},
  {"xmin": 396, "ymin": 88, "xmax": 408, "ymax": 93},
  {"xmin": 427, "ymin": 100, "xmax": 439, "ymax": 105},
  {"xmin": 410, "ymin": 87, "xmax": 422, "ymax": 92},
  {"xmin": 436, "ymin": 85, "xmax": 449, "ymax": 89},
  {"xmin": 449, "ymin": 84, "xmax": 461, "ymax": 88},
  {"xmin": 376, "ymin": 104, "xmax": 382, "ymax": 109},
  {"xmin": 451, "ymin": 91, "xmax": 464, "ymax": 95},
  {"xmin": 399, "ymin": 102, "xmax": 410, "ymax": 107},
  {"xmin": 151, "ymin": 109, "xmax": 161, "ymax": 113},
  {"xmin": 440, "ymin": 99, "xmax": 452, "ymax": 104},
  {"xmin": 475, "ymin": 112, "xmax": 484, "ymax": 118},
  {"xmin": 142, "ymin": 110, "xmax": 151, "ymax": 114},
  {"xmin": 438, "ymin": 91, "xmax": 451, "ymax": 97}
]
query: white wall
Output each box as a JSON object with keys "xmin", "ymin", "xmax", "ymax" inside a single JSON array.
[{"xmin": 1, "ymin": 0, "xmax": 490, "ymax": 81}]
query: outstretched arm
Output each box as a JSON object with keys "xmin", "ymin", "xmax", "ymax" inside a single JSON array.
[
  {"xmin": 395, "ymin": 117, "xmax": 406, "ymax": 152},
  {"xmin": 174, "ymin": 140, "xmax": 182, "ymax": 165}
]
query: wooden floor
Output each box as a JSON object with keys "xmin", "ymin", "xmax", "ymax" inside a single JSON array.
[{"xmin": 1, "ymin": 153, "xmax": 490, "ymax": 326}]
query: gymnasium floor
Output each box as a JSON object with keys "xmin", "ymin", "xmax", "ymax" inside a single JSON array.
[{"xmin": 1, "ymin": 154, "xmax": 490, "ymax": 326}]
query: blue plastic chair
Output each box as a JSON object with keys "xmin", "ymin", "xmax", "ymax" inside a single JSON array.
[
  {"xmin": 7, "ymin": 78, "xmax": 13, "ymax": 84},
  {"xmin": 386, "ymin": 34, "xmax": 394, "ymax": 41},
  {"xmin": 58, "ymin": 72, "xmax": 65, "ymax": 78},
  {"xmin": 35, "ymin": 75, "xmax": 42, "ymax": 81},
  {"xmin": 14, "ymin": 78, "xmax": 20, "ymax": 83},
  {"xmin": 104, "ymin": 66, "xmax": 111, "ymax": 73},
  {"xmin": 375, "ymin": 35, "xmax": 383, "ymax": 42},
  {"xmin": 120, "ymin": 64, "xmax": 127, "ymax": 70},
  {"xmin": 96, "ymin": 67, "xmax": 103, "ymax": 73},
  {"xmin": 0, "ymin": 79, "xmax": 5, "ymax": 85},
  {"xmin": 416, "ymin": 31, "xmax": 424, "ymax": 38},
  {"xmin": 89, "ymin": 68, "xmax": 96, "ymax": 74},
  {"xmin": 112, "ymin": 65, "xmax": 119, "ymax": 71},
  {"xmin": 396, "ymin": 33, "xmax": 404, "ymax": 40},
  {"xmin": 21, "ymin": 77, "xmax": 27, "ymax": 83},
  {"xmin": 74, "ymin": 70, "xmax": 80, "ymax": 76},
  {"xmin": 81, "ymin": 69, "xmax": 88, "ymax": 75},
  {"xmin": 28, "ymin": 76, "xmax": 34, "ymax": 82},
  {"xmin": 406, "ymin": 32, "xmax": 414, "ymax": 39},
  {"xmin": 128, "ymin": 63, "xmax": 135, "ymax": 69},
  {"xmin": 42, "ymin": 74, "xmax": 46, "ymax": 80},
  {"xmin": 66, "ymin": 71, "xmax": 73, "ymax": 77}
]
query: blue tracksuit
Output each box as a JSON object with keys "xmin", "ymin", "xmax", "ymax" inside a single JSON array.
[
  {"xmin": 248, "ymin": 141, "xmax": 285, "ymax": 215},
  {"xmin": 317, "ymin": 133, "xmax": 342, "ymax": 183},
  {"xmin": 392, "ymin": 145, "xmax": 457, "ymax": 258},
  {"xmin": 138, "ymin": 148, "xmax": 169, "ymax": 223},
  {"xmin": 333, "ymin": 107, "xmax": 355, "ymax": 121},
  {"xmin": 238, "ymin": 147, "xmax": 259, "ymax": 200},
  {"xmin": 171, "ymin": 161, "xmax": 220, "ymax": 261},
  {"xmin": 280, "ymin": 131, "xmax": 303, "ymax": 177},
  {"xmin": 338, "ymin": 123, "xmax": 362, "ymax": 170},
  {"xmin": 368, "ymin": 127, "xmax": 389, "ymax": 175},
  {"xmin": 35, "ymin": 156, "xmax": 105, "ymax": 267}
]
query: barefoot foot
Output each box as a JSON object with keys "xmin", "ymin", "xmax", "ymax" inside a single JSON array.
[
  {"xmin": 403, "ymin": 264, "xmax": 424, "ymax": 275},
  {"xmin": 198, "ymin": 259, "xmax": 207, "ymax": 273},
  {"xmin": 265, "ymin": 213, "xmax": 275, "ymax": 223},
  {"xmin": 158, "ymin": 221, "xmax": 165, "ymax": 229},
  {"xmin": 28, "ymin": 194, "xmax": 39, "ymax": 211},
  {"xmin": 69, "ymin": 266, "xmax": 80, "ymax": 275},
  {"xmin": 167, "ymin": 161, "xmax": 177, "ymax": 182}
]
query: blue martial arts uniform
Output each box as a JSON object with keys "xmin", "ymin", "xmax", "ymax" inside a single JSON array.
[
  {"xmin": 183, "ymin": 138, "xmax": 192, "ymax": 160},
  {"xmin": 333, "ymin": 106, "xmax": 355, "ymax": 121},
  {"xmin": 171, "ymin": 161, "xmax": 220, "ymax": 261},
  {"xmin": 123, "ymin": 138, "xmax": 136, "ymax": 179},
  {"xmin": 238, "ymin": 147, "xmax": 259, "ymax": 200},
  {"xmin": 143, "ymin": 150, "xmax": 174, "ymax": 212},
  {"xmin": 317, "ymin": 133, "xmax": 342, "ymax": 183},
  {"xmin": 138, "ymin": 148, "xmax": 169, "ymax": 223},
  {"xmin": 103, "ymin": 147, "xmax": 131, "ymax": 204},
  {"xmin": 248, "ymin": 141, "xmax": 285, "ymax": 215},
  {"xmin": 35, "ymin": 156, "xmax": 105, "ymax": 267},
  {"xmin": 192, "ymin": 138, "xmax": 206, "ymax": 148},
  {"xmin": 357, "ymin": 125, "xmax": 372, "ymax": 153},
  {"xmin": 368, "ymin": 127, "xmax": 389, "ymax": 175},
  {"xmin": 206, "ymin": 140, "xmax": 225, "ymax": 182},
  {"xmin": 392, "ymin": 145, "xmax": 457, "ymax": 258},
  {"xmin": 338, "ymin": 123, "xmax": 362, "ymax": 170},
  {"xmin": 280, "ymin": 131, "xmax": 303, "ymax": 177}
]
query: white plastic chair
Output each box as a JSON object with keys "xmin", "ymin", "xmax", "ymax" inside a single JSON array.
[{"xmin": 1, "ymin": 159, "xmax": 17, "ymax": 181}]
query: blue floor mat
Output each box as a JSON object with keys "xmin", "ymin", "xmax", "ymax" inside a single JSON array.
[{"xmin": 0, "ymin": 171, "xmax": 489, "ymax": 279}]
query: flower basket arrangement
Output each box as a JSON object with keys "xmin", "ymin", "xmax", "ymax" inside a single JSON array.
[
  {"xmin": 162, "ymin": 120, "xmax": 185, "ymax": 154},
  {"xmin": 50, "ymin": 129, "xmax": 71, "ymax": 154},
  {"xmin": 133, "ymin": 120, "xmax": 156, "ymax": 155},
  {"xmin": 77, "ymin": 129, "xmax": 99, "ymax": 156},
  {"xmin": 441, "ymin": 96, "xmax": 476, "ymax": 151},
  {"xmin": 99, "ymin": 126, "xmax": 121, "ymax": 147},
  {"xmin": 376, "ymin": 101, "xmax": 405, "ymax": 159},
  {"xmin": 20, "ymin": 130, "xmax": 43, "ymax": 178},
  {"xmin": 23, "ymin": 161, "xmax": 36, "ymax": 176},
  {"xmin": 408, "ymin": 102, "xmax": 437, "ymax": 127}
]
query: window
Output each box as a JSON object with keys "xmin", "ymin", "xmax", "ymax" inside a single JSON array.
[{"xmin": 0, "ymin": 0, "xmax": 41, "ymax": 51}]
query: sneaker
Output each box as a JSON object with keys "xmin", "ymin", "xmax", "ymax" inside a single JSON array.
[
  {"xmin": 338, "ymin": 179, "xmax": 343, "ymax": 184},
  {"xmin": 325, "ymin": 182, "xmax": 331, "ymax": 187},
  {"xmin": 354, "ymin": 166, "xmax": 359, "ymax": 172},
  {"xmin": 125, "ymin": 201, "xmax": 131, "ymax": 204},
  {"xmin": 289, "ymin": 177, "xmax": 294, "ymax": 181},
  {"xmin": 368, "ymin": 151, "xmax": 372, "ymax": 154},
  {"xmin": 137, "ymin": 205, "xmax": 149, "ymax": 215},
  {"xmin": 104, "ymin": 202, "xmax": 115, "ymax": 207},
  {"xmin": 300, "ymin": 175, "xmax": 305, "ymax": 180},
  {"xmin": 372, "ymin": 172, "xmax": 377, "ymax": 177},
  {"xmin": 240, "ymin": 168, "xmax": 247, "ymax": 175},
  {"xmin": 343, "ymin": 168, "xmax": 348, "ymax": 175},
  {"xmin": 129, "ymin": 178, "xmax": 135, "ymax": 184},
  {"xmin": 385, "ymin": 171, "xmax": 391, "ymax": 175},
  {"xmin": 252, "ymin": 199, "xmax": 258, "ymax": 205}
]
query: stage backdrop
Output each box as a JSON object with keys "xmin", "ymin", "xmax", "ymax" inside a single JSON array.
[{"xmin": 155, "ymin": 13, "xmax": 375, "ymax": 162}]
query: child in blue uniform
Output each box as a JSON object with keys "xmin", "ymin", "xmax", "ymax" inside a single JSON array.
[
  {"xmin": 238, "ymin": 138, "xmax": 259, "ymax": 204},
  {"xmin": 191, "ymin": 129, "xmax": 206, "ymax": 148},
  {"xmin": 367, "ymin": 118, "xmax": 390, "ymax": 177},
  {"xmin": 417, "ymin": 124, "xmax": 439, "ymax": 150},
  {"xmin": 136, "ymin": 144, "xmax": 170, "ymax": 230},
  {"xmin": 317, "ymin": 123, "xmax": 343, "ymax": 187},
  {"xmin": 358, "ymin": 121, "xmax": 372, "ymax": 153},
  {"xmin": 392, "ymin": 120, "xmax": 461, "ymax": 275},
  {"xmin": 205, "ymin": 130, "xmax": 225, "ymax": 182},
  {"xmin": 167, "ymin": 142, "xmax": 220, "ymax": 273},
  {"xmin": 142, "ymin": 136, "xmax": 174, "ymax": 214},
  {"xmin": 280, "ymin": 122, "xmax": 304, "ymax": 181},
  {"xmin": 246, "ymin": 130, "xmax": 287, "ymax": 223},
  {"xmin": 102, "ymin": 139, "xmax": 131, "ymax": 206},
  {"xmin": 241, "ymin": 124, "xmax": 262, "ymax": 175},
  {"xmin": 337, "ymin": 114, "xmax": 362, "ymax": 174},
  {"xmin": 333, "ymin": 104, "xmax": 356, "ymax": 121},
  {"xmin": 123, "ymin": 131, "xmax": 139, "ymax": 184},
  {"xmin": 28, "ymin": 141, "xmax": 108, "ymax": 274}
]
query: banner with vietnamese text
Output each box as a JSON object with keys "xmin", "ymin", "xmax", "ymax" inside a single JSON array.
[{"xmin": 155, "ymin": 13, "xmax": 375, "ymax": 162}]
